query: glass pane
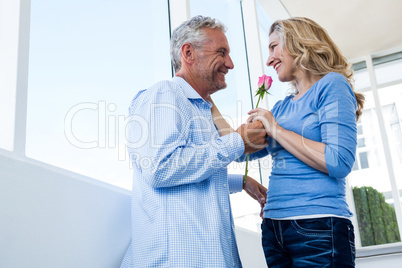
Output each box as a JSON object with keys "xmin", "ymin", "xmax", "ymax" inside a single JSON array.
[
  {"xmin": 190, "ymin": 0, "xmax": 252, "ymax": 120},
  {"xmin": 26, "ymin": 0, "xmax": 172, "ymax": 189},
  {"xmin": 378, "ymin": 83, "xmax": 402, "ymax": 206},
  {"xmin": 189, "ymin": 0, "xmax": 262, "ymax": 231},
  {"xmin": 354, "ymin": 68, "xmax": 371, "ymax": 91},
  {"xmin": 0, "ymin": 1, "xmax": 18, "ymax": 151},
  {"xmin": 375, "ymin": 58, "xmax": 402, "ymax": 86},
  {"xmin": 349, "ymin": 90, "xmax": 401, "ymax": 246},
  {"xmin": 352, "ymin": 186, "xmax": 401, "ymax": 246},
  {"xmin": 256, "ymin": 1, "xmax": 292, "ymax": 109}
]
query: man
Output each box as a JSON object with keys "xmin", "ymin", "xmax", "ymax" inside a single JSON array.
[{"xmin": 121, "ymin": 15, "xmax": 268, "ymax": 268}]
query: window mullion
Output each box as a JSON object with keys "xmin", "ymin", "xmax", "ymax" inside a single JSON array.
[
  {"xmin": 13, "ymin": 0, "xmax": 31, "ymax": 156},
  {"xmin": 366, "ymin": 55, "xmax": 402, "ymax": 239}
]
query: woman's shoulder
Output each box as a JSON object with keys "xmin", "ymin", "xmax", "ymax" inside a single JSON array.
[
  {"xmin": 318, "ymin": 72, "xmax": 349, "ymax": 88},
  {"xmin": 315, "ymin": 72, "xmax": 352, "ymax": 95},
  {"xmin": 323, "ymin": 72, "xmax": 346, "ymax": 80},
  {"xmin": 272, "ymin": 95, "xmax": 293, "ymax": 108},
  {"xmin": 314, "ymin": 72, "xmax": 356, "ymax": 107},
  {"xmin": 271, "ymin": 95, "xmax": 294, "ymax": 116}
]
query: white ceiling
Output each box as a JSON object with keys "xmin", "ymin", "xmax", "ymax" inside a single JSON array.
[{"xmin": 259, "ymin": 0, "xmax": 402, "ymax": 62}]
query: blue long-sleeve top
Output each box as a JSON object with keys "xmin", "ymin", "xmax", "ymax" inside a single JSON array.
[{"xmin": 239, "ymin": 72, "xmax": 357, "ymax": 218}]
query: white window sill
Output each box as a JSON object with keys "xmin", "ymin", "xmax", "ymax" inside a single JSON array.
[{"xmin": 357, "ymin": 242, "xmax": 402, "ymax": 258}]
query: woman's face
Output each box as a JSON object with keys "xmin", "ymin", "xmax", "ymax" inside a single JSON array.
[{"xmin": 266, "ymin": 31, "xmax": 297, "ymax": 82}]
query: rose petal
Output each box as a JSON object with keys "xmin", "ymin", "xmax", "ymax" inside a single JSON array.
[
  {"xmin": 258, "ymin": 76, "xmax": 265, "ymax": 88},
  {"xmin": 265, "ymin": 76, "xmax": 273, "ymax": 90}
]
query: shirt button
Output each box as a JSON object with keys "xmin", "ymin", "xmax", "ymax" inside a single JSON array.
[
  {"xmin": 233, "ymin": 263, "xmax": 235, "ymax": 266},
  {"xmin": 228, "ymin": 236, "xmax": 231, "ymax": 239},
  {"xmin": 223, "ymin": 184, "xmax": 227, "ymax": 187},
  {"xmin": 225, "ymin": 209, "xmax": 228, "ymax": 213}
]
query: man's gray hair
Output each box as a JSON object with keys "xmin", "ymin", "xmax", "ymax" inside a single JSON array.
[{"xmin": 170, "ymin": 15, "xmax": 226, "ymax": 72}]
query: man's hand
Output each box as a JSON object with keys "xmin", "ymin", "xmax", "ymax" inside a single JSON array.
[
  {"xmin": 243, "ymin": 176, "xmax": 267, "ymax": 219},
  {"xmin": 235, "ymin": 121, "xmax": 268, "ymax": 154}
]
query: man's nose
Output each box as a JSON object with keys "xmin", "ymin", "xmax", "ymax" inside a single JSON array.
[{"xmin": 225, "ymin": 55, "xmax": 234, "ymax": 69}]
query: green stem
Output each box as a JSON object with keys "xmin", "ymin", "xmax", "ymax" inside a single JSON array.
[
  {"xmin": 244, "ymin": 154, "xmax": 250, "ymax": 178},
  {"xmin": 244, "ymin": 95, "xmax": 263, "ymax": 178},
  {"xmin": 255, "ymin": 95, "xmax": 262, "ymax": 108}
]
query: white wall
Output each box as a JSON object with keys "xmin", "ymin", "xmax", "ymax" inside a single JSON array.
[
  {"xmin": 236, "ymin": 227, "xmax": 268, "ymax": 267},
  {"xmin": 0, "ymin": 152, "xmax": 131, "ymax": 268}
]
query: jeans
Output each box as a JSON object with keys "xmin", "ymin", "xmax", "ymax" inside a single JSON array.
[{"xmin": 261, "ymin": 217, "xmax": 356, "ymax": 267}]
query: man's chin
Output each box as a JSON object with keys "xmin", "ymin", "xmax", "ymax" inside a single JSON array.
[
  {"xmin": 209, "ymin": 86, "xmax": 227, "ymax": 95},
  {"xmin": 217, "ymin": 82, "xmax": 227, "ymax": 90}
]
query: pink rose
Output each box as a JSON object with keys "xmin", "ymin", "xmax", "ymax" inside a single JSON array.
[
  {"xmin": 258, "ymin": 74, "xmax": 273, "ymax": 91},
  {"xmin": 245, "ymin": 74, "xmax": 273, "ymax": 179}
]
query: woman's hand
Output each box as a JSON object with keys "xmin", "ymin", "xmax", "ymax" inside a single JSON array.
[
  {"xmin": 247, "ymin": 108, "xmax": 328, "ymax": 174},
  {"xmin": 247, "ymin": 108, "xmax": 279, "ymax": 139}
]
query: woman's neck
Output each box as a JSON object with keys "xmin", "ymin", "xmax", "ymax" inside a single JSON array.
[{"xmin": 293, "ymin": 72, "xmax": 321, "ymax": 100}]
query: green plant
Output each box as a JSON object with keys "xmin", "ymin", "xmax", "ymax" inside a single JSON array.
[{"xmin": 352, "ymin": 186, "xmax": 401, "ymax": 246}]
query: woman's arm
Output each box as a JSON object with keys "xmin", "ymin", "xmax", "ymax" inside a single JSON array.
[
  {"xmin": 248, "ymin": 108, "xmax": 328, "ymax": 174},
  {"xmin": 208, "ymin": 97, "xmax": 234, "ymax": 136}
]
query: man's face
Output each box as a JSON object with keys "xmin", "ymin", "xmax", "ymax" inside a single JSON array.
[{"xmin": 193, "ymin": 28, "xmax": 234, "ymax": 95}]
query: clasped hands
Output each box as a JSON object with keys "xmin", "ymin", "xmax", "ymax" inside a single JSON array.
[{"xmin": 235, "ymin": 107, "xmax": 278, "ymax": 154}]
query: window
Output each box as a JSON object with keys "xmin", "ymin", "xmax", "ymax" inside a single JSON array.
[
  {"xmin": 350, "ymin": 57, "xmax": 402, "ymax": 247},
  {"xmin": 378, "ymin": 84, "xmax": 402, "ymax": 196},
  {"xmin": 375, "ymin": 57, "xmax": 402, "ymax": 86},
  {"xmin": 0, "ymin": 0, "xmax": 19, "ymax": 151},
  {"xmin": 26, "ymin": 0, "xmax": 171, "ymax": 189},
  {"xmin": 353, "ymin": 67, "xmax": 371, "ymax": 91}
]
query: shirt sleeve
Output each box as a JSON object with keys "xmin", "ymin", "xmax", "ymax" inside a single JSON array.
[
  {"xmin": 128, "ymin": 86, "xmax": 245, "ymax": 188},
  {"xmin": 318, "ymin": 74, "xmax": 358, "ymax": 178},
  {"xmin": 234, "ymin": 146, "xmax": 269, "ymax": 162},
  {"xmin": 228, "ymin": 173, "xmax": 244, "ymax": 193}
]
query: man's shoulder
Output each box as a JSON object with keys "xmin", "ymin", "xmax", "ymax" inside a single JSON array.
[
  {"xmin": 129, "ymin": 79, "xmax": 186, "ymax": 114},
  {"xmin": 145, "ymin": 79, "xmax": 183, "ymax": 97}
]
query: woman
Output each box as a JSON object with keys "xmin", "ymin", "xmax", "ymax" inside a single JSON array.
[{"xmin": 211, "ymin": 17, "xmax": 364, "ymax": 267}]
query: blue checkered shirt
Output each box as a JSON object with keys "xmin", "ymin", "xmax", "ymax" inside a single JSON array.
[{"xmin": 120, "ymin": 76, "xmax": 245, "ymax": 268}]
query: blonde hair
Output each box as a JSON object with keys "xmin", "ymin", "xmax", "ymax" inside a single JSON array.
[{"xmin": 270, "ymin": 17, "xmax": 365, "ymax": 121}]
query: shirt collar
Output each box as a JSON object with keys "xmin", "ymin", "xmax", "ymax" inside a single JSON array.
[
  {"xmin": 171, "ymin": 76, "xmax": 213, "ymax": 109},
  {"xmin": 172, "ymin": 76, "xmax": 204, "ymax": 100}
]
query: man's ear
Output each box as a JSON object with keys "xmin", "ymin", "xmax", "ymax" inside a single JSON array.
[{"xmin": 181, "ymin": 43, "xmax": 195, "ymax": 65}]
